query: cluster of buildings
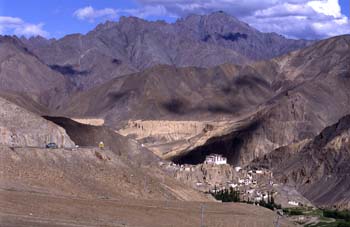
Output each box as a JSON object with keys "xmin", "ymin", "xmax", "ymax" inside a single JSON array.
[
  {"xmin": 159, "ymin": 154, "xmax": 306, "ymax": 208},
  {"xmin": 161, "ymin": 154, "xmax": 276, "ymax": 203},
  {"xmin": 160, "ymin": 154, "xmax": 228, "ymax": 172},
  {"xmin": 210, "ymin": 166, "xmax": 275, "ymax": 203},
  {"xmin": 204, "ymin": 155, "xmax": 278, "ymax": 203}
]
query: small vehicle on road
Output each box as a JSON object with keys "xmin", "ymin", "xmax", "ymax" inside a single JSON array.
[{"xmin": 46, "ymin": 142, "xmax": 58, "ymax": 149}]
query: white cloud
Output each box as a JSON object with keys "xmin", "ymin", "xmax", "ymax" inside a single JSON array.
[
  {"xmin": 74, "ymin": 5, "xmax": 175, "ymax": 22},
  {"xmin": 74, "ymin": 6, "xmax": 117, "ymax": 22},
  {"xmin": 135, "ymin": 0, "xmax": 350, "ymax": 39},
  {"xmin": 72, "ymin": 1, "xmax": 349, "ymax": 39},
  {"xmin": 136, "ymin": 0, "xmax": 284, "ymax": 17},
  {"xmin": 246, "ymin": 0, "xmax": 350, "ymax": 39},
  {"xmin": 0, "ymin": 16, "xmax": 49, "ymax": 37},
  {"xmin": 307, "ymin": 0, "xmax": 341, "ymax": 17},
  {"xmin": 124, "ymin": 5, "xmax": 176, "ymax": 19},
  {"xmin": 0, "ymin": 16, "xmax": 23, "ymax": 25}
]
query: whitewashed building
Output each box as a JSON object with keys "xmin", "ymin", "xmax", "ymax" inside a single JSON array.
[
  {"xmin": 288, "ymin": 200, "xmax": 299, "ymax": 206},
  {"xmin": 229, "ymin": 183, "xmax": 238, "ymax": 188},
  {"xmin": 204, "ymin": 154, "xmax": 227, "ymax": 165}
]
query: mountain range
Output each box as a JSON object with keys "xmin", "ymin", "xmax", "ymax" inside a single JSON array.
[
  {"xmin": 21, "ymin": 11, "xmax": 311, "ymax": 90},
  {"xmin": 0, "ymin": 11, "xmax": 349, "ymax": 216}
]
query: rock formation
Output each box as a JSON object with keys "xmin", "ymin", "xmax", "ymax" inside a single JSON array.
[
  {"xmin": 251, "ymin": 115, "xmax": 350, "ymax": 209},
  {"xmin": 0, "ymin": 97, "xmax": 74, "ymax": 148}
]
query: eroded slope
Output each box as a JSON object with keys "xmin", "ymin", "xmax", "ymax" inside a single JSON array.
[{"xmin": 251, "ymin": 115, "xmax": 350, "ymax": 209}]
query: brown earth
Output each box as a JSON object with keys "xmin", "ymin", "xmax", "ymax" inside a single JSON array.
[
  {"xmin": 0, "ymin": 145, "xmax": 208, "ymax": 202},
  {"xmin": 0, "ymin": 189, "xmax": 295, "ymax": 227}
]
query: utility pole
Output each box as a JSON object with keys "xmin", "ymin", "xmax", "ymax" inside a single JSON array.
[
  {"xmin": 200, "ymin": 205, "xmax": 205, "ymax": 227},
  {"xmin": 144, "ymin": 176, "xmax": 148, "ymax": 193},
  {"xmin": 273, "ymin": 215, "xmax": 280, "ymax": 227}
]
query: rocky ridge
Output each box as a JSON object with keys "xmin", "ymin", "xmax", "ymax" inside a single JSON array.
[
  {"xmin": 22, "ymin": 12, "xmax": 311, "ymax": 89},
  {"xmin": 0, "ymin": 97, "xmax": 74, "ymax": 148},
  {"xmin": 251, "ymin": 115, "xmax": 350, "ymax": 209}
]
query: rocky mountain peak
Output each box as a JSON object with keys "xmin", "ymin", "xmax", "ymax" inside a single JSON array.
[
  {"xmin": 177, "ymin": 11, "xmax": 254, "ymax": 35},
  {"xmin": 0, "ymin": 35, "xmax": 21, "ymax": 45},
  {"xmin": 20, "ymin": 35, "xmax": 54, "ymax": 50},
  {"xmin": 21, "ymin": 13, "xmax": 312, "ymax": 90},
  {"xmin": 0, "ymin": 35, "xmax": 34, "ymax": 54},
  {"xmin": 92, "ymin": 20, "xmax": 118, "ymax": 32}
]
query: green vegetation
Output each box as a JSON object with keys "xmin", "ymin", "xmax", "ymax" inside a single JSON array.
[
  {"xmin": 337, "ymin": 222, "xmax": 350, "ymax": 227},
  {"xmin": 256, "ymin": 191, "xmax": 282, "ymax": 210},
  {"xmin": 323, "ymin": 210, "xmax": 350, "ymax": 222},
  {"xmin": 283, "ymin": 207, "xmax": 321, "ymax": 216},
  {"xmin": 211, "ymin": 188, "xmax": 281, "ymax": 211},
  {"xmin": 305, "ymin": 221, "xmax": 350, "ymax": 227},
  {"xmin": 315, "ymin": 210, "xmax": 350, "ymax": 227},
  {"xmin": 211, "ymin": 187, "xmax": 240, "ymax": 202},
  {"xmin": 301, "ymin": 209, "xmax": 350, "ymax": 227},
  {"xmin": 211, "ymin": 189, "xmax": 350, "ymax": 227},
  {"xmin": 290, "ymin": 209, "xmax": 303, "ymax": 216}
]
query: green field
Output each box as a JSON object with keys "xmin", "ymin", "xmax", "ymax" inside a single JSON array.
[{"xmin": 283, "ymin": 207, "xmax": 350, "ymax": 227}]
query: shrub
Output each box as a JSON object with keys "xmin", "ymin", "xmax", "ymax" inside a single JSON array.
[
  {"xmin": 211, "ymin": 187, "xmax": 240, "ymax": 202},
  {"xmin": 95, "ymin": 151, "xmax": 104, "ymax": 160},
  {"xmin": 337, "ymin": 222, "xmax": 350, "ymax": 227},
  {"xmin": 324, "ymin": 210, "xmax": 350, "ymax": 222},
  {"xmin": 289, "ymin": 210, "xmax": 303, "ymax": 216}
]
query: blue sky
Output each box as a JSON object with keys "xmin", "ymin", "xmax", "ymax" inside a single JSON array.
[{"xmin": 0, "ymin": 0, "xmax": 349, "ymax": 39}]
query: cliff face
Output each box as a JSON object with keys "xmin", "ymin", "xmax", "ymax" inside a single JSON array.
[
  {"xmin": 0, "ymin": 97, "xmax": 75, "ymax": 148},
  {"xmin": 251, "ymin": 115, "xmax": 350, "ymax": 209}
]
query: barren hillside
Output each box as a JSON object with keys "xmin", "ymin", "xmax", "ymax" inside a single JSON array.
[
  {"xmin": 0, "ymin": 36, "xmax": 70, "ymax": 108},
  {"xmin": 59, "ymin": 35, "xmax": 350, "ymax": 168},
  {"xmin": 0, "ymin": 97, "xmax": 74, "ymax": 148},
  {"xmin": 0, "ymin": 189, "xmax": 295, "ymax": 227},
  {"xmin": 251, "ymin": 115, "xmax": 350, "ymax": 209}
]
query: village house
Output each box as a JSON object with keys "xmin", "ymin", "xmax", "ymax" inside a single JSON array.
[
  {"xmin": 288, "ymin": 200, "xmax": 299, "ymax": 206},
  {"xmin": 229, "ymin": 183, "xmax": 238, "ymax": 188}
]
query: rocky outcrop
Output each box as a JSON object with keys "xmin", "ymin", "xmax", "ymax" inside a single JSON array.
[
  {"xmin": 251, "ymin": 115, "xmax": 350, "ymax": 209},
  {"xmin": 0, "ymin": 97, "xmax": 74, "ymax": 148},
  {"xmin": 117, "ymin": 120, "xmax": 235, "ymax": 158}
]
